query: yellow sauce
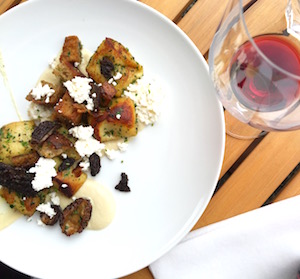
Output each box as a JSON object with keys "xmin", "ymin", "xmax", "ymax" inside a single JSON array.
[
  {"xmin": 59, "ymin": 179, "xmax": 116, "ymax": 230},
  {"xmin": 0, "ymin": 48, "xmax": 116, "ymax": 232},
  {"xmin": 0, "ymin": 49, "xmax": 23, "ymax": 121},
  {"xmin": 0, "ymin": 196, "xmax": 22, "ymax": 230}
]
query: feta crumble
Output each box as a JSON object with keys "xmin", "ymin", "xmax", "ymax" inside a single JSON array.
[
  {"xmin": 27, "ymin": 102, "xmax": 53, "ymax": 123},
  {"xmin": 124, "ymin": 76, "xmax": 163, "ymax": 125},
  {"xmin": 36, "ymin": 202, "xmax": 56, "ymax": 218},
  {"xmin": 49, "ymin": 192, "xmax": 60, "ymax": 206},
  {"xmin": 61, "ymin": 153, "xmax": 67, "ymax": 159},
  {"xmin": 37, "ymin": 218, "xmax": 46, "ymax": 227},
  {"xmin": 117, "ymin": 142, "xmax": 128, "ymax": 152},
  {"xmin": 79, "ymin": 157, "xmax": 90, "ymax": 171},
  {"xmin": 69, "ymin": 125, "xmax": 105, "ymax": 157},
  {"xmin": 105, "ymin": 149, "xmax": 119, "ymax": 160},
  {"xmin": 63, "ymin": 76, "xmax": 94, "ymax": 111},
  {"xmin": 30, "ymin": 82, "xmax": 55, "ymax": 103},
  {"xmin": 28, "ymin": 157, "xmax": 57, "ymax": 192},
  {"xmin": 113, "ymin": 72, "xmax": 122, "ymax": 80}
]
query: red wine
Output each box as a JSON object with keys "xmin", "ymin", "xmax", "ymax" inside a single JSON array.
[{"xmin": 230, "ymin": 34, "xmax": 300, "ymax": 112}]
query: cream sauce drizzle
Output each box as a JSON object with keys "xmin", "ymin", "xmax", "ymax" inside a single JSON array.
[
  {"xmin": 0, "ymin": 196, "xmax": 22, "ymax": 231},
  {"xmin": 0, "ymin": 48, "xmax": 117, "ymax": 232},
  {"xmin": 59, "ymin": 179, "xmax": 116, "ymax": 230},
  {"xmin": 0, "ymin": 50, "xmax": 23, "ymax": 121}
]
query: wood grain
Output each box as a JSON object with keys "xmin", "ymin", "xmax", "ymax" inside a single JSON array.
[
  {"xmin": 0, "ymin": 0, "xmax": 26, "ymax": 15},
  {"xmin": 193, "ymin": 129, "xmax": 300, "ymax": 229},
  {"xmin": 140, "ymin": 0, "xmax": 194, "ymax": 22},
  {"xmin": 1, "ymin": 1, "xmax": 300, "ymax": 279},
  {"xmin": 274, "ymin": 170, "xmax": 300, "ymax": 202}
]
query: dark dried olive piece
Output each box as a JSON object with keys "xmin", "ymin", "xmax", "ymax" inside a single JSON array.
[
  {"xmin": 0, "ymin": 162, "xmax": 36, "ymax": 196},
  {"xmin": 100, "ymin": 56, "xmax": 114, "ymax": 80},
  {"xmin": 91, "ymin": 81, "xmax": 117, "ymax": 110},
  {"xmin": 60, "ymin": 198, "xmax": 92, "ymax": 236},
  {"xmin": 58, "ymin": 157, "xmax": 75, "ymax": 172},
  {"xmin": 31, "ymin": 121, "xmax": 60, "ymax": 144},
  {"xmin": 115, "ymin": 172, "xmax": 130, "ymax": 192},
  {"xmin": 40, "ymin": 205, "xmax": 62, "ymax": 226},
  {"xmin": 89, "ymin": 152, "xmax": 101, "ymax": 176}
]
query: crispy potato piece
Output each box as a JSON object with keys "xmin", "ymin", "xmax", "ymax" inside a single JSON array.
[
  {"xmin": 60, "ymin": 36, "xmax": 82, "ymax": 64},
  {"xmin": 86, "ymin": 38, "xmax": 143, "ymax": 97},
  {"xmin": 11, "ymin": 151, "xmax": 39, "ymax": 168},
  {"xmin": 0, "ymin": 121, "xmax": 35, "ymax": 165},
  {"xmin": 91, "ymin": 97, "xmax": 138, "ymax": 142},
  {"xmin": 53, "ymin": 166, "xmax": 87, "ymax": 198},
  {"xmin": 35, "ymin": 132, "xmax": 73, "ymax": 158},
  {"xmin": 53, "ymin": 92, "xmax": 83, "ymax": 125},
  {"xmin": 53, "ymin": 61, "xmax": 85, "ymax": 82},
  {"xmin": 26, "ymin": 80, "xmax": 66, "ymax": 106},
  {"xmin": 0, "ymin": 187, "xmax": 46, "ymax": 217}
]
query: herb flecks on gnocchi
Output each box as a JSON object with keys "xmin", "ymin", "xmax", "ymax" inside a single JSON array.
[{"xmin": 0, "ymin": 35, "xmax": 162, "ymax": 236}]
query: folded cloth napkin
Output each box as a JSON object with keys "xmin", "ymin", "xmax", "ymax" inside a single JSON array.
[{"xmin": 149, "ymin": 195, "xmax": 300, "ymax": 279}]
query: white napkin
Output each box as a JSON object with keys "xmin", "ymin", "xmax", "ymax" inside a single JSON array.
[{"xmin": 149, "ymin": 195, "xmax": 300, "ymax": 279}]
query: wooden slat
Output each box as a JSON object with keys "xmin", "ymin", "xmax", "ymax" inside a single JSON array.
[
  {"xmin": 0, "ymin": 0, "xmax": 26, "ymax": 15},
  {"xmin": 274, "ymin": 171, "xmax": 300, "ymax": 202},
  {"xmin": 177, "ymin": 0, "xmax": 228, "ymax": 55},
  {"xmin": 193, "ymin": 130, "xmax": 300, "ymax": 229},
  {"xmin": 0, "ymin": 0, "xmax": 18, "ymax": 14},
  {"xmin": 140, "ymin": 0, "xmax": 193, "ymax": 22},
  {"xmin": 176, "ymin": 0, "xmax": 264, "ymax": 178}
]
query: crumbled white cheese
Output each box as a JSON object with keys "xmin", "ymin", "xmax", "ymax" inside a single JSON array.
[
  {"xmin": 116, "ymin": 113, "xmax": 121, "ymax": 120},
  {"xmin": 28, "ymin": 157, "xmax": 57, "ymax": 192},
  {"xmin": 75, "ymin": 138, "xmax": 105, "ymax": 157},
  {"xmin": 49, "ymin": 56, "xmax": 58, "ymax": 69},
  {"xmin": 49, "ymin": 192, "xmax": 60, "ymax": 206},
  {"xmin": 69, "ymin": 125, "xmax": 105, "ymax": 157},
  {"xmin": 61, "ymin": 153, "xmax": 67, "ymax": 159},
  {"xmin": 36, "ymin": 202, "xmax": 56, "ymax": 218},
  {"xmin": 108, "ymin": 78, "xmax": 114, "ymax": 84},
  {"xmin": 28, "ymin": 102, "xmax": 52, "ymax": 123},
  {"xmin": 79, "ymin": 157, "xmax": 90, "ymax": 171},
  {"xmin": 63, "ymin": 76, "xmax": 94, "ymax": 110},
  {"xmin": 61, "ymin": 183, "xmax": 68, "ymax": 188},
  {"xmin": 112, "ymin": 81, "xmax": 117, "ymax": 86},
  {"xmin": 124, "ymin": 76, "xmax": 163, "ymax": 125},
  {"xmin": 69, "ymin": 125, "xmax": 94, "ymax": 140},
  {"xmin": 117, "ymin": 142, "xmax": 128, "ymax": 152},
  {"xmin": 37, "ymin": 218, "xmax": 46, "ymax": 227},
  {"xmin": 74, "ymin": 62, "xmax": 80, "ymax": 67},
  {"xmin": 113, "ymin": 72, "xmax": 122, "ymax": 80},
  {"xmin": 105, "ymin": 149, "xmax": 119, "ymax": 160},
  {"xmin": 30, "ymin": 82, "xmax": 55, "ymax": 103}
]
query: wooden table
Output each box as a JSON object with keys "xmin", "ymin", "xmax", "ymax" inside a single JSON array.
[{"xmin": 1, "ymin": 0, "xmax": 300, "ymax": 278}]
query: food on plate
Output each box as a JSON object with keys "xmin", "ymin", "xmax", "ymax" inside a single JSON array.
[
  {"xmin": 86, "ymin": 37, "xmax": 143, "ymax": 97},
  {"xmin": 0, "ymin": 120, "xmax": 35, "ymax": 165},
  {"xmin": 40, "ymin": 204, "xmax": 62, "ymax": 226},
  {"xmin": 91, "ymin": 96, "xmax": 138, "ymax": 142},
  {"xmin": 0, "ymin": 35, "xmax": 163, "ymax": 236},
  {"xmin": 115, "ymin": 172, "xmax": 130, "ymax": 192},
  {"xmin": 59, "ymin": 197, "xmax": 92, "ymax": 236}
]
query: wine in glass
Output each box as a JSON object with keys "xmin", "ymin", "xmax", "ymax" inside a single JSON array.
[{"xmin": 209, "ymin": 0, "xmax": 300, "ymax": 139}]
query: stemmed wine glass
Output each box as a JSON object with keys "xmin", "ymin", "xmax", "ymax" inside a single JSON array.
[{"xmin": 209, "ymin": 0, "xmax": 300, "ymax": 139}]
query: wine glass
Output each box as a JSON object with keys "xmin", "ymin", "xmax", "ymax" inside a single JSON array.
[{"xmin": 209, "ymin": 0, "xmax": 300, "ymax": 139}]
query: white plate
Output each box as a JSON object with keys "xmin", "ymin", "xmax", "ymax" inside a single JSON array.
[{"xmin": 0, "ymin": 0, "xmax": 225, "ymax": 278}]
